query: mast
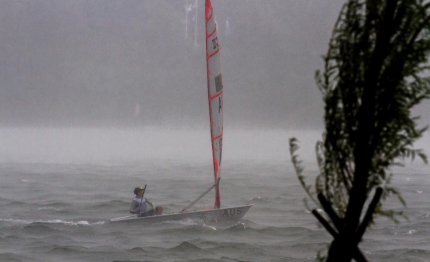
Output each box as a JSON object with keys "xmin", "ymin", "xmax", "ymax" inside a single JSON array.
[{"xmin": 205, "ymin": 0, "xmax": 222, "ymax": 209}]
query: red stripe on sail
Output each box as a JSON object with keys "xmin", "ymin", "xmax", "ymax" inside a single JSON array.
[
  {"xmin": 210, "ymin": 90, "xmax": 222, "ymax": 100},
  {"xmin": 207, "ymin": 47, "xmax": 220, "ymax": 59},
  {"xmin": 212, "ymin": 134, "xmax": 222, "ymax": 142},
  {"xmin": 207, "ymin": 28, "xmax": 216, "ymax": 38},
  {"xmin": 206, "ymin": 0, "xmax": 213, "ymax": 21}
]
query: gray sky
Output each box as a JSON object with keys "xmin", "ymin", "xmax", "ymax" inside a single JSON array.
[{"xmin": 1, "ymin": 0, "xmax": 429, "ymax": 129}]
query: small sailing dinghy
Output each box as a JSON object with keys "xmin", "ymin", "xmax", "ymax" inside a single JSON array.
[{"xmin": 109, "ymin": 0, "xmax": 252, "ymax": 224}]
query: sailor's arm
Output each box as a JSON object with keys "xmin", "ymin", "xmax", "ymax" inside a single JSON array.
[
  {"xmin": 129, "ymin": 200, "xmax": 140, "ymax": 214},
  {"xmin": 146, "ymin": 198, "xmax": 156, "ymax": 210}
]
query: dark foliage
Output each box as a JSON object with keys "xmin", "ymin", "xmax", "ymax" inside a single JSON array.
[{"xmin": 289, "ymin": 1, "xmax": 430, "ymax": 261}]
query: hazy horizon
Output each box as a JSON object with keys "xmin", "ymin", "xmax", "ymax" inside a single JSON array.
[
  {"xmin": 1, "ymin": 0, "xmax": 429, "ymax": 165},
  {"xmin": 1, "ymin": 127, "xmax": 429, "ymax": 168}
]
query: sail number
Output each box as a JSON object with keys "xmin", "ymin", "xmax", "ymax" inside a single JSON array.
[{"xmin": 222, "ymin": 208, "xmax": 242, "ymax": 217}]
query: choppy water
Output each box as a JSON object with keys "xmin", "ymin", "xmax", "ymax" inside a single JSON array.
[{"xmin": 1, "ymin": 128, "xmax": 429, "ymax": 261}]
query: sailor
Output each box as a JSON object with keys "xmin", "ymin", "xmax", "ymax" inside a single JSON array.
[{"xmin": 130, "ymin": 186, "xmax": 163, "ymax": 216}]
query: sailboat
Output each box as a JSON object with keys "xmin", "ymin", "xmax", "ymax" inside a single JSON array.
[{"xmin": 109, "ymin": 0, "xmax": 252, "ymax": 224}]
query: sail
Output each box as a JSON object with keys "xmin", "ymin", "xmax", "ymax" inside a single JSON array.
[{"xmin": 205, "ymin": 0, "xmax": 222, "ymax": 209}]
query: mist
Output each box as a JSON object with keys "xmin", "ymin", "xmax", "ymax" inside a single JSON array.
[
  {"xmin": 0, "ymin": 127, "xmax": 317, "ymax": 165},
  {"xmin": 1, "ymin": 1, "xmax": 429, "ymax": 165},
  {"xmin": 0, "ymin": 0, "xmax": 346, "ymax": 129}
]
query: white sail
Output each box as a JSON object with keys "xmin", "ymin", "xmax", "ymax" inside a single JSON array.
[
  {"xmin": 205, "ymin": 0, "xmax": 222, "ymax": 208},
  {"xmin": 109, "ymin": 0, "xmax": 253, "ymax": 224}
]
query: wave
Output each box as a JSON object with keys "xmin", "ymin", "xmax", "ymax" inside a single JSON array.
[
  {"xmin": 48, "ymin": 245, "xmax": 89, "ymax": 254},
  {"xmin": 4, "ymin": 201, "xmax": 26, "ymax": 206},
  {"xmin": 37, "ymin": 207, "xmax": 62, "ymax": 211},
  {"xmin": 160, "ymin": 218, "xmax": 217, "ymax": 231},
  {"xmin": 170, "ymin": 241, "xmax": 203, "ymax": 252},
  {"xmin": 89, "ymin": 200, "xmax": 129, "ymax": 209},
  {"xmin": 0, "ymin": 218, "xmax": 105, "ymax": 226},
  {"xmin": 370, "ymin": 248, "xmax": 430, "ymax": 261},
  {"xmin": 190, "ymin": 259, "xmax": 234, "ymax": 262},
  {"xmin": 226, "ymin": 222, "xmax": 247, "ymax": 230},
  {"xmin": 128, "ymin": 247, "xmax": 150, "ymax": 254},
  {"xmin": 207, "ymin": 241, "xmax": 267, "ymax": 255},
  {"xmin": 0, "ymin": 252, "xmax": 30, "ymax": 262},
  {"xmin": 224, "ymin": 224, "xmax": 319, "ymax": 239},
  {"xmin": 249, "ymin": 196, "xmax": 272, "ymax": 203}
]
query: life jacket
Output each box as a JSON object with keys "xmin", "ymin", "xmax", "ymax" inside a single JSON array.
[{"xmin": 131, "ymin": 197, "xmax": 147, "ymax": 213}]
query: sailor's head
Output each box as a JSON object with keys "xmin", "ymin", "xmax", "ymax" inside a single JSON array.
[{"xmin": 134, "ymin": 186, "xmax": 144, "ymax": 195}]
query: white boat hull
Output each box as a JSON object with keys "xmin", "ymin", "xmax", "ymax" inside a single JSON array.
[{"xmin": 109, "ymin": 204, "xmax": 252, "ymax": 224}]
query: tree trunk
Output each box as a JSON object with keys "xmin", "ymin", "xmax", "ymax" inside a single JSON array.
[{"xmin": 326, "ymin": 237, "xmax": 354, "ymax": 262}]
